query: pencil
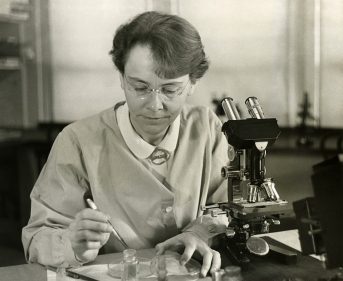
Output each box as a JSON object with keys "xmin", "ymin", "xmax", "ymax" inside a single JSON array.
[{"xmin": 85, "ymin": 198, "xmax": 129, "ymax": 249}]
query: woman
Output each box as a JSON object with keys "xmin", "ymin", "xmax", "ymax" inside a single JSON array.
[{"xmin": 22, "ymin": 11, "xmax": 229, "ymax": 277}]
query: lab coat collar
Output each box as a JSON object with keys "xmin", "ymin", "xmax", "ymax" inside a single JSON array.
[{"xmin": 116, "ymin": 103, "xmax": 180, "ymax": 159}]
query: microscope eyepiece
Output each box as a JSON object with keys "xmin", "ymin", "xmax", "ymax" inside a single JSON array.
[
  {"xmin": 221, "ymin": 97, "xmax": 241, "ymax": 120},
  {"xmin": 245, "ymin": 96, "xmax": 265, "ymax": 119}
]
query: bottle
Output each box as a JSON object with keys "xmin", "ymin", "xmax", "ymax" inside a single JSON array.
[
  {"xmin": 121, "ymin": 249, "xmax": 138, "ymax": 281},
  {"xmin": 222, "ymin": 266, "xmax": 243, "ymax": 281},
  {"xmin": 156, "ymin": 255, "xmax": 167, "ymax": 281},
  {"xmin": 56, "ymin": 267, "xmax": 68, "ymax": 281},
  {"xmin": 212, "ymin": 268, "xmax": 225, "ymax": 281}
]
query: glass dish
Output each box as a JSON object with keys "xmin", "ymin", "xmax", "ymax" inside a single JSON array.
[
  {"xmin": 150, "ymin": 253, "xmax": 200, "ymax": 280},
  {"xmin": 107, "ymin": 257, "xmax": 152, "ymax": 279},
  {"xmin": 108, "ymin": 252, "xmax": 201, "ymax": 280}
]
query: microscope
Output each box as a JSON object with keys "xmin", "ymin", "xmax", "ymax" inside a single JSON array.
[{"xmin": 204, "ymin": 97, "xmax": 289, "ymax": 266}]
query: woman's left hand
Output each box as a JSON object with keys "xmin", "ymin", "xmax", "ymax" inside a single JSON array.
[{"xmin": 155, "ymin": 232, "xmax": 221, "ymax": 277}]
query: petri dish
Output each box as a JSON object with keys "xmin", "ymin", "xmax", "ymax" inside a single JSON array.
[
  {"xmin": 108, "ymin": 252, "xmax": 201, "ymax": 280},
  {"xmin": 246, "ymin": 236, "xmax": 270, "ymax": 256},
  {"xmin": 150, "ymin": 253, "xmax": 201, "ymax": 280}
]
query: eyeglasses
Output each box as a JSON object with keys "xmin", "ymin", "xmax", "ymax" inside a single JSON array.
[{"xmin": 124, "ymin": 75, "xmax": 190, "ymax": 101}]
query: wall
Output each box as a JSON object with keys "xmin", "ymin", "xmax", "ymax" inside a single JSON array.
[
  {"xmin": 49, "ymin": 0, "xmax": 295, "ymax": 123},
  {"xmin": 180, "ymin": 0, "xmax": 291, "ymax": 125},
  {"xmin": 49, "ymin": 0, "xmax": 146, "ymax": 121},
  {"xmin": 320, "ymin": 0, "xmax": 343, "ymax": 127},
  {"xmin": 48, "ymin": 0, "xmax": 342, "ymax": 127}
]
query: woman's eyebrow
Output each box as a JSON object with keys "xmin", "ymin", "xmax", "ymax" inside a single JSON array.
[
  {"xmin": 126, "ymin": 76, "xmax": 148, "ymax": 84},
  {"xmin": 127, "ymin": 76, "xmax": 183, "ymax": 86},
  {"xmin": 161, "ymin": 81, "xmax": 183, "ymax": 86}
]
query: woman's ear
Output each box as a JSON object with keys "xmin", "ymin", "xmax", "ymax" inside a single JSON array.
[
  {"xmin": 119, "ymin": 74, "xmax": 124, "ymax": 90},
  {"xmin": 188, "ymin": 83, "xmax": 196, "ymax": 96}
]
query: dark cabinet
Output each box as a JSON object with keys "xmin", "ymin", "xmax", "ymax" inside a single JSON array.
[
  {"xmin": 0, "ymin": 0, "xmax": 52, "ymax": 128},
  {"xmin": 0, "ymin": 19, "xmax": 24, "ymax": 127}
]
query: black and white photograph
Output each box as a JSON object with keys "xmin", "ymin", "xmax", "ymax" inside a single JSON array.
[{"xmin": 0, "ymin": 1, "xmax": 342, "ymax": 281}]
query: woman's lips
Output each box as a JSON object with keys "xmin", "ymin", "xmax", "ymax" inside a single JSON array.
[
  {"xmin": 142, "ymin": 116, "xmax": 169, "ymax": 120},
  {"xmin": 141, "ymin": 116, "xmax": 170, "ymax": 125}
]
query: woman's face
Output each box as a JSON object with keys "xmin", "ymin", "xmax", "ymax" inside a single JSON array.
[{"xmin": 120, "ymin": 45, "xmax": 193, "ymax": 145}]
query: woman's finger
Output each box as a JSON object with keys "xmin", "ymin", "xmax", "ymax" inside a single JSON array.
[
  {"xmin": 78, "ymin": 219, "xmax": 112, "ymax": 233},
  {"xmin": 180, "ymin": 243, "xmax": 196, "ymax": 265},
  {"xmin": 76, "ymin": 208, "xmax": 109, "ymax": 223},
  {"xmin": 76, "ymin": 229, "xmax": 107, "ymax": 242},
  {"xmin": 210, "ymin": 250, "xmax": 221, "ymax": 273},
  {"xmin": 84, "ymin": 241, "xmax": 101, "ymax": 249},
  {"xmin": 200, "ymin": 250, "xmax": 213, "ymax": 277}
]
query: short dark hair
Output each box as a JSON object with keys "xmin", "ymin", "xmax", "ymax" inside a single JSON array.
[{"xmin": 110, "ymin": 11, "xmax": 209, "ymax": 83}]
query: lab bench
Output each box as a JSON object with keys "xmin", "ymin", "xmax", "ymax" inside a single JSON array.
[{"xmin": 0, "ymin": 241, "xmax": 339, "ymax": 281}]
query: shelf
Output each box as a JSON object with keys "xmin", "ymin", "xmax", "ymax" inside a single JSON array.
[
  {"xmin": 0, "ymin": 57, "xmax": 20, "ymax": 69},
  {"xmin": 0, "ymin": 13, "xmax": 28, "ymax": 23}
]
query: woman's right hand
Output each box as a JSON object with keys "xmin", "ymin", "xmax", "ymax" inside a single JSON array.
[{"xmin": 67, "ymin": 208, "xmax": 112, "ymax": 263}]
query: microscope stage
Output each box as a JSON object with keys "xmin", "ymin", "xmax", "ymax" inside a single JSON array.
[{"xmin": 229, "ymin": 200, "xmax": 289, "ymax": 219}]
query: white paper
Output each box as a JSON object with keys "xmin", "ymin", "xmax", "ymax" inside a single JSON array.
[
  {"xmin": 47, "ymin": 230, "xmax": 321, "ymax": 281},
  {"xmin": 255, "ymin": 229, "xmax": 321, "ymax": 260},
  {"xmin": 47, "ymin": 269, "xmax": 76, "ymax": 281}
]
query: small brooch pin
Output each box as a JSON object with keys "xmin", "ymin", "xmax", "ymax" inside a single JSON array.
[{"xmin": 149, "ymin": 148, "xmax": 170, "ymax": 165}]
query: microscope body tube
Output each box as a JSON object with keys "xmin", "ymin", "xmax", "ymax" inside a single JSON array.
[
  {"xmin": 250, "ymin": 147, "xmax": 265, "ymax": 185},
  {"xmin": 221, "ymin": 98, "xmax": 241, "ymax": 120},
  {"xmin": 245, "ymin": 96, "xmax": 266, "ymax": 198}
]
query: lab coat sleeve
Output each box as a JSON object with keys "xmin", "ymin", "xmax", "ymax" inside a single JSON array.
[
  {"xmin": 182, "ymin": 111, "xmax": 229, "ymax": 243},
  {"xmin": 22, "ymin": 128, "xmax": 90, "ymax": 267}
]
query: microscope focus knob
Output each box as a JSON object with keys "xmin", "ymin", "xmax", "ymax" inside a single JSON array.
[
  {"xmin": 265, "ymin": 218, "xmax": 281, "ymax": 225},
  {"xmin": 227, "ymin": 145, "xmax": 236, "ymax": 161},
  {"xmin": 221, "ymin": 166, "xmax": 240, "ymax": 179},
  {"xmin": 221, "ymin": 166, "xmax": 229, "ymax": 179},
  {"xmin": 210, "ymin": 209, "xmax": 227, "ymax": 217},
  {"xmin": 225, "ymin": 228, "xmax": 235, "ymax": 238}
]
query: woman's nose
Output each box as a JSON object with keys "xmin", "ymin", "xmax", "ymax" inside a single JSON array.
[{"xmin": 147, "ymin": 92, "xmax": 164, "ymax": 111}]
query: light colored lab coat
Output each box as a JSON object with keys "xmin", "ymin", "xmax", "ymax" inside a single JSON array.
[{"xmin": 22, "ymin": 103, "xmax": 229, "ymax": 267}]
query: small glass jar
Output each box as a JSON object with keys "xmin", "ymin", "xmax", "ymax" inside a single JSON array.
[
  {"xmin": 212, "ymin": 268, "xmax": 225, "ymax": 281},
  {"xmin": 121, "ymin": 249, "xmax": 138, "ymax": 281},
  {"xmin": 222, "ymin": 266, "xmax": 243, "ymax": 281},
  {"xmin": 56, "ymin": 267, "xmax": 68, "ymax": 281},
  {"xmin": 108, "ymin": 250, "xmax": 151, "ymax": 279}
]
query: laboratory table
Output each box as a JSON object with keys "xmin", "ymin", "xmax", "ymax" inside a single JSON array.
[{"xmin": 0, "ymin": 244, "xmax": 338, "ymax": 281}]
